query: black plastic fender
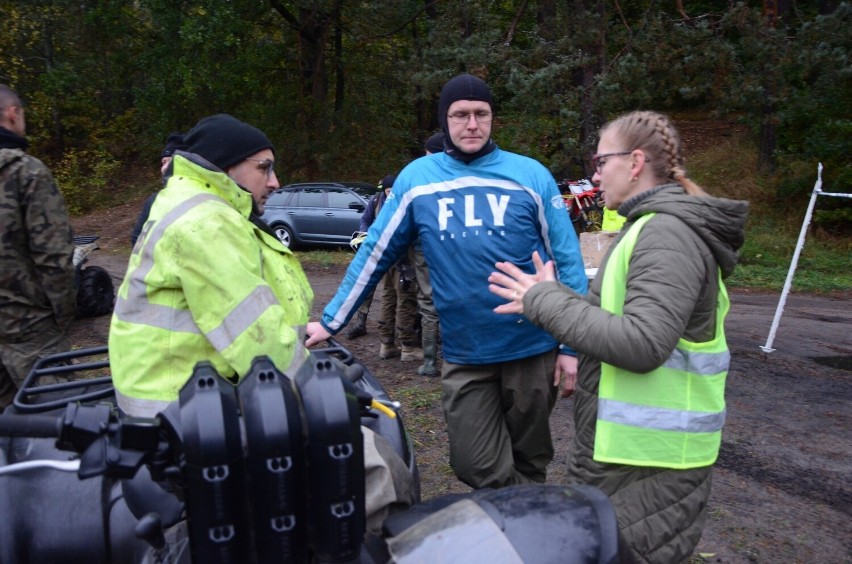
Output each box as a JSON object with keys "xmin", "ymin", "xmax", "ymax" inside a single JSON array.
[{"xmin": 383, "ymin": 484, "xmax": 622, "ymax": 564}]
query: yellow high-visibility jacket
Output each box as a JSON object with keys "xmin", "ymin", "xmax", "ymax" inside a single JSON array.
[
  {"xmin": 109, "ymin": 154, "xmax": 313, "ymax": 415},
  {"xmin": 602, "ymin": 207, "xmax": 627, "ymax": 231}
]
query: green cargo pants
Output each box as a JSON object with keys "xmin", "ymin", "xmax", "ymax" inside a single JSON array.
[
  {"xmin": 378, "ymin": 266, "xmax": 420, "ymax": 346},
  {"xmin": 410, "ymin": 246, "xmax": 438, "ymax": 334},
  {"xmin": 441, "ymin": 348, "xmax": 558, "ymax": 488},
  {"xmin": 0, "ymin": 325, "xmax": 70, "ymax": 410}
]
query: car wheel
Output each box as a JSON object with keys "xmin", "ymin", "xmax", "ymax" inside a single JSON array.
[
  {"xmin": 273, "ymin": 224, "xmax": 294, "ymax": 248},
  {"xmin": 76, "ymin": 266, "xmax": 115, "ymax": 317}
]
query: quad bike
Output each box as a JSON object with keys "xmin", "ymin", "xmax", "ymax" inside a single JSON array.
[
  {"xmin": 73, "ymin": 235, "xmax": 115, "ymax": 317},
  {"xmin": 0, "ymin": 341, "xmax": 626, "ymax": 564},
  {"xmin": 560, "ymin": 179, "xmax": 604, "ymax": 233}
]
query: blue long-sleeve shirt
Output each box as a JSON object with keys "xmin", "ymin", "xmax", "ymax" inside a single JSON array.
[{"xmin": 321, "ymin": 147, "xmax": 588, "ymax": 364}]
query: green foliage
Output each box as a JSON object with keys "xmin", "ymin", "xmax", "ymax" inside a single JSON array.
[
  {"xmin": 773, "ymin": 5, "xmax": 852, "ymax": 194},
  {"xmin": 599, "ymin": 13, "xmax": 729, "ymax": 111},
  {"xmin": 53, "ymin": 148, "xmax": 121, "ymax": 215},
  {"xmin": 1, "ymin": 0, "xmax": 848, "ymax": 248},
  {"xmin": 728, "ymin": 219, "xmax": 852, "ymax": 293},
  {"xmin": 686, "ymin": 120, "xmax": 850, "ymax": 294}
]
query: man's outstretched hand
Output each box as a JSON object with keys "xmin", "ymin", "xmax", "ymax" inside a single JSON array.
[{"xmin": 305, "ymin": 321, "xmax": 331, "ymax": 348}]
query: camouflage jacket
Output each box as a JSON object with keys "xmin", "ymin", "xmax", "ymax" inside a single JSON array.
[{"xmin": 0, "ymin": 128, "xmax": 76, "ymax": 341}]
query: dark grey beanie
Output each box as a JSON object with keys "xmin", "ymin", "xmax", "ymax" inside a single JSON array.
[
  {"xmin": 183, "ymin": 114, "xmax": 274, "ymax": 171},
  {"xmin": 438, "ymin": 74, "xmax": 493, "ymax": 134}
]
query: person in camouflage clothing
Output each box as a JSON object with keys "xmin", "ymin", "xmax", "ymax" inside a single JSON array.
[{"xmin": 0, "ymin": 84, "xmax": 76, "ymax": 409}]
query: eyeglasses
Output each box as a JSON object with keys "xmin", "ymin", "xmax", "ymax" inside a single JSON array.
[
  {"xmin": 591, "ymin": 151, "xmax": 633, "ymax": 174},
  {"xmin": 244, "ymin": 158, "xmax": 276, "ymax": 179},
  {"xmin": 447, "ymin": 110, "xmax": 493, "ymax": 125}
]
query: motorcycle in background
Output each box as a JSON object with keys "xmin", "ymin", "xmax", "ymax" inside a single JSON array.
[{"xmin": 560, "ymin": 179, "xmax": 604, "ymax": 233}]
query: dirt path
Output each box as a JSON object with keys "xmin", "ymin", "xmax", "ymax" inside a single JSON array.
[{"xmin": 70, "ymin": 218, "xmax": 851, "ymax": 563}]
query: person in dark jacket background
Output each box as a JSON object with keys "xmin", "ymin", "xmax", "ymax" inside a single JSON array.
[
  {"xmin": 130, "ymin": 132, "xmax": 184, "ymax": 246},
  {"xmin": 411, "ymin": 131, "xmax": 445, "ymax": 376},
  {"xmin": 0, "ymin": 84, "xmax": 76, "ymax": 409},
  {"xmin": 351, "ymin": 174, "xmax": 423, "ymax": 361},
  {"xmin": 489, "ymin": 110, "xmax": 748, "ymax": 563}
]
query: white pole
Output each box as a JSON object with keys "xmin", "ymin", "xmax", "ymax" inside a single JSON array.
[{"xmin": 759, "ymin": 163, "xmax": 823, "ymax": 353}]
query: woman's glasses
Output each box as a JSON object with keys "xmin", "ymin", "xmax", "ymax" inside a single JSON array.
[{"xmin": 591, "ymin": 151, "xmax": 632, "ymax": 174}]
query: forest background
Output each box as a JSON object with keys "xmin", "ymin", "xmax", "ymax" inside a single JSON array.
[{"xmin": 1, "ymin": 0, "xmax": 850, "ymax": 290}]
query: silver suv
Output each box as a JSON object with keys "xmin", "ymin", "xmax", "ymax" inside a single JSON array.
[{"xmin": 260, "ymin": 183, "xmax": 368, "ymax": 249}]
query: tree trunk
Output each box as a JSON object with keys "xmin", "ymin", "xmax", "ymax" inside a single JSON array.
[
  {"xmin": 574, "ymin": 0, "xmax": 607, "ymax": 172},
  {"xmin": 818, "ymin": 0, "xmax": 839, "ymax": 14},
  {"xmin": 333, "ymin": 2, "xmax": 343, "ymax": 115},
  {"xmin": 757, "ymin": 102, "xmax": 778, "ymax": 175},
  {"xmin": 537, "ymin": 0, "xmax": 557, "ymax": 41},
  {"xmin": 757, "ymin": 0, "xmax": 791, "ymax": 176}
]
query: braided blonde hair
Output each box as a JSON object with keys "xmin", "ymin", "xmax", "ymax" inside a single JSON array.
[{"xmin": 600, "ymin": 111, "xmax": 707, "ymax": 196}]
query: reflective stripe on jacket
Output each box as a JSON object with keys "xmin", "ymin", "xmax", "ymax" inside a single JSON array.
[
  {"xmin": 109, "ymin": 154, "xmax": 313, "ymax": 414},
  {"xmin": 595, "ymin": 213, "xmax": 730, "ymax": 469}
]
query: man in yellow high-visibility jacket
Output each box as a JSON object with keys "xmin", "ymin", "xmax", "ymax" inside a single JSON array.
[
  {"xmin": 109, "ymin": 114, "xmax": 313, "ymax": 417},
  {"xmin": 109, "ymin": 114, "xmax": 416, "ymax": 534}
]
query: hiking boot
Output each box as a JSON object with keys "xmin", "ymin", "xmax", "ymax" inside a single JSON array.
[
  {"xmin": 344, "ymin": 311, "xmax": 368, "ymax": 339},
  {"xmin": 379, "ymin": 343, "xmax": 401, "ymax": 360},
  {"xmin": 400, "ymin": 345, "xmax": 424, "ymax": 362}
]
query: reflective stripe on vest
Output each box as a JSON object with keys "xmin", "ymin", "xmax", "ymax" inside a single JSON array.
[
  {"xmin": 114, "ymin": 193, "xmax": 279, "ymax": 351},
  {"xmin": 594, "ymin": 213, "xmax": 730, "ymax": 469},
  {"xmin": 114, "ymin": 324, "xmax": 309, "ymax": 418}
]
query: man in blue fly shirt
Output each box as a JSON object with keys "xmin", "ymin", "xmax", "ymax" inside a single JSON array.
[{"xmin": 307, "ymin": 74, "xmax": 587, "ymax": 488}]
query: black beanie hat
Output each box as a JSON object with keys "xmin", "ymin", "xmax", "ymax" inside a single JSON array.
[
  {"xmin": 183, "ymin": 114, "xmax": 274, "ymax": 171},
  {"xmin": 378, "ymin": 174, "xmax": 396, "ymax": 191},
  {"xmin": 424, "ymin": 131, "xmax": 445, "ymax": 154},
  {"xmin": 161, "ymin": 131, "xmax": 185, "ymax": 158},
  {"xmin": 438, "ymin": 74, "xmax": 493, "ymax": 134}
]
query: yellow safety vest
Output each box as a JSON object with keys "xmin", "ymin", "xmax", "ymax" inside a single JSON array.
[{"xmin": 595, "ymin": 213, "xmax": 730, "ymax": 469}]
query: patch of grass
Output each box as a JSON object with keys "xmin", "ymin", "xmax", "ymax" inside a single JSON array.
[
  {"xmin": 728, "ymin": 216, "xmax": 852, "ymax": 293},
  {"xmin": 393, "ymin": 385, "xmax": 442, "ymax": 412},
  {"xmin": 295, "ymin": 249, "xmax": 355, "ymax": 268},
  {"xmin": 689, "ymin": 130, "xmax": 767, "ymax": 205},
  {"xmin": 708, "ymin": 507, "xmax": 731, "ymax": 520},
  {"xmin": 403, "ymin": 413, "xmax": 440, "ymax": 437},
  {"xmin": 689, "ymin": 134, "xmax": 851, "ymax": 294},
  {"xmin": 437, "ymin": 463, "xmax": 456, "ymax": 477}
]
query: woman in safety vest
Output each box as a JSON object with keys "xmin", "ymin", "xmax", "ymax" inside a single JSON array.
[{"xmin": 487, "ymin": 111, "xmax": 748, "ymax": 563}]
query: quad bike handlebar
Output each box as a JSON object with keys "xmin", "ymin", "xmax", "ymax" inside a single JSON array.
[{"xmin": 0, "ymin": 412, "xmax": 61, "ymax": 438}]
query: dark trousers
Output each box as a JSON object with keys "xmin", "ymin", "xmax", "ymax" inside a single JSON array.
[{"xmin": 441, "ymin": 348, "xmax": 558, "ymax": 488}]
